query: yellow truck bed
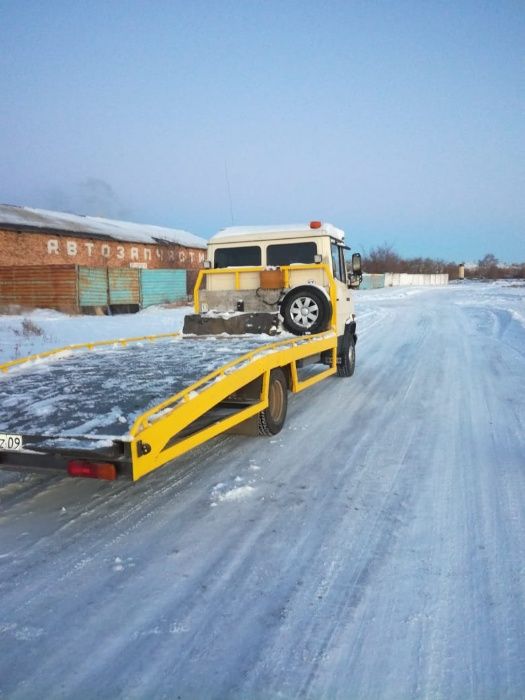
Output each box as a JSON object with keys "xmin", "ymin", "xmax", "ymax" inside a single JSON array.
[{"xmin": 0, "ymin": 329, "xmax": 337, "ymax": 481}]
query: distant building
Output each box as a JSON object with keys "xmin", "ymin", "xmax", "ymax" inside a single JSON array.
[
  {"xmin": 0, "ymin": 204, "xmax": 208, "ymax": 313},
  {"xmin": 0, "ymin": 204, "xmax": 207, "ymax": 270}
]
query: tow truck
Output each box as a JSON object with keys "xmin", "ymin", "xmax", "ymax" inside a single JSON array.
[{"xmin": 0, "ymin": 221, "xmax": 362, "ymax": 482}]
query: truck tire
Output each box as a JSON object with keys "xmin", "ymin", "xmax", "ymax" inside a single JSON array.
[
  {"xmin": 280, "ymin": 286, "xmax": 331, "ymax": 335},
  {"xmin": 258, "ymin": 368, "xmax": 288, "ymax": 436},
  {"xmin": 337, "ymin": 332, "xmax": 356, "ymax": 377}
]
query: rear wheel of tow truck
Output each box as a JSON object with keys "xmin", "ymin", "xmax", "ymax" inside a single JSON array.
[
  {"xmin": 258, "ymin": 368, "xmax": 288, "ymax": 436},
  {"xmin": 337, "ymin": 334, "xmax": 356, "ymax": 377}
]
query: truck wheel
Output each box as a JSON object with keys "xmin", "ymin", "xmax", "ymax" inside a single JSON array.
[
  {"xmin": 280, "ymin": 286, "xmax": 331, "ymax": 335},
  {"xmin": 258, "ymin": 368, "xmax": 288, "ymax": 436},
  {"xmin": 337, "ymin": 334, "xmax": 356, "ymax": 377}
]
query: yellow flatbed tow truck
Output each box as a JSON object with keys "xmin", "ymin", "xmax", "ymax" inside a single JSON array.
[{"xmin": 0, "ymin": 222, "xmax": 362, "ymax": 482}]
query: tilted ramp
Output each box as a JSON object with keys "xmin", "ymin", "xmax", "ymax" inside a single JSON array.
[{"xmin": 0, "ymin": 330, "xmax": 337, "ymax": 480}]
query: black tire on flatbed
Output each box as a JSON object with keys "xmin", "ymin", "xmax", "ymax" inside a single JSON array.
[{"xmin": 280, "ymin": 286, "xmax": 331, "ymax": 335}]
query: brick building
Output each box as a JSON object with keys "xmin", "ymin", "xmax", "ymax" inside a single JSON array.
[
  {"xmin": 0, "ymin": 204, "xmax": 207, "ymax": 269},
  {"xmin": 0, "ymin": 204, "xmax": 208, "ymax": 313}
]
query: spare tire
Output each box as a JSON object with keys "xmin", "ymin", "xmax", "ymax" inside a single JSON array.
[{"xmin": 280, "ymin": 286, "xmax": 331, "ymax": 335}]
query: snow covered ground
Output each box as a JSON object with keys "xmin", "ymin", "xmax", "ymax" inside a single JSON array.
[
  {"xmin": 0, "ymin": 281, "xmax": 524, "ymax": 698},
  {"xmin": 0, "ymin": 305, "xmax": 192, "ymax": 364}
]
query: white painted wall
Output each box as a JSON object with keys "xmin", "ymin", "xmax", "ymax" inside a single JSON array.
[{"xmin": 384, "ymin": 273, "xmax": 448, "ymax": 287}]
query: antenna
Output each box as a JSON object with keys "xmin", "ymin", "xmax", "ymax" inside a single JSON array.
[{"xmin": 224, "ymin": 160, "xmax": 234, "ymax": 225}]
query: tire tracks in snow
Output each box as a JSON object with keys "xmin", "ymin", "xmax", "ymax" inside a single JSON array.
[{"xmin": 1, "ymin": 285, "xmax": 525, "ymax": 698}]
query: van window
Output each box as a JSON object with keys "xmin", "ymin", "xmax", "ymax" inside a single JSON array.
[
  {"xmin": 331, "ymin": 242, "xmax": 345, "ymax": 281},
  {"xmin": 339, "ymin": 246, "xmax": 348, "ymax": 284},
  {"xmin": 267, "ymin": 242, "xmax": 317, "ymax": 266},
  {"xmin": 214, "ymin": 246, "xmax": 261, "ymax": 268}
]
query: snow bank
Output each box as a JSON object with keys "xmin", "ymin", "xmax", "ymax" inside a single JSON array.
[{"xmin": 0, "ymin": 305, "xmax": 192, "ymax": 364}]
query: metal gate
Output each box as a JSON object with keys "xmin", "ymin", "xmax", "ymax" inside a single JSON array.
[
  {"xmin": 140, "ymin": 269, "xmax": 187, "ymax": 307},
  {"xmin": 108, "ymin": 268, "xmax": 140, "ymax": 306}
]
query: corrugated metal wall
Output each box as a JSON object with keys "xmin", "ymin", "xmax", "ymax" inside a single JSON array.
[
  {"xmin": 0, "ymin": 265, "xmax": 78, "ymax": 312},
  {"xmin": 108, "ymin": 268, "xmax": 140, "ymax": 305},
  {"xmin": 0, "ymin": 266, "xmax": 201, "ymax": 313},
  {"xmin": 78, "ymin": 267, "xmax": 108, "ymax": 306},
  {"xmin": 186, "ymin": 269, "xmax": 199, "ymax": 297},
  {"xmin": 140, "ymin": 269, "xmax": 187, "ymax": 307}
]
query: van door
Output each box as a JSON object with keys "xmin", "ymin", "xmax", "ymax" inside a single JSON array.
[{"xmin": 330, "ymin": 241, "xmax": 354, "ymax": 337}]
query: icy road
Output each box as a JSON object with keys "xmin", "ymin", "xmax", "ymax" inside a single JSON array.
[{"xmin": 0, "ymin": 282, "xmax": 524, "ymax": 699}]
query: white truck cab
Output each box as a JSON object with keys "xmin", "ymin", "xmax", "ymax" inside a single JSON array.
[{"xmin": 188, "ymin": 220, "xmax": 362, "ymax": 376}]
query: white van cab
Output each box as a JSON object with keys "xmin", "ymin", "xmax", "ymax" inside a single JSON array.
[{"xmin": 190, "ymin": 221, "xmax": 362, "ymax": 376}]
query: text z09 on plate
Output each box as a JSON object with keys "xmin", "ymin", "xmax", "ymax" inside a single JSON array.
[{"xmin": 0, "ymin": 434, "xmax": 23, "ymax": 450}]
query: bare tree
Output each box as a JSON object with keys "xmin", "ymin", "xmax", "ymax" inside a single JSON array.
[
  {"xmin": 360, "ymin": 245, "xmax": 523, "ymax": 281},
  {"xmin": 478, "ymin": 253, "xmax": 499, "ymax": 268},
  {"xmin": 364, "ymin": 243, "xmax": 402, "ymax": 273}
]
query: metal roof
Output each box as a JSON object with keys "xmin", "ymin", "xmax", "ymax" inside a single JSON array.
[{"xmin": 0, "ymin": 204, "xmax": 207, "ymax": 249}]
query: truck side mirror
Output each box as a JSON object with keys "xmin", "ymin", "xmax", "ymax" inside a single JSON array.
[{"xmin": 348, "ymin": 252, "xmax": 362, "ymax": 288}]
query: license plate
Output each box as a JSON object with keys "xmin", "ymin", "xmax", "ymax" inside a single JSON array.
[{"xmin": 0, "ymin": 433, "xmax": 23, "ymax": 450}]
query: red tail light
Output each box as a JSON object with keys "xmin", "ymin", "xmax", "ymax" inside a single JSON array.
[
  {"xmin": 309, "ymin": 220, "xmax": 322, "ymax": 229},
  {"xmin": 67, "ymin": 460, "xmax": 117, "ymax": 480}
]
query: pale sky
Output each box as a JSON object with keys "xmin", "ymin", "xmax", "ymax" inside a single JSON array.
[{"xmin": 1, "ymin": 0, "xmax": 523, "ymax": 262}]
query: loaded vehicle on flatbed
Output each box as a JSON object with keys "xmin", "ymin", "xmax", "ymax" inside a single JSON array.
[{"xmin": 0, "ymin": 221, "xmax": 362, "ymax": 482}]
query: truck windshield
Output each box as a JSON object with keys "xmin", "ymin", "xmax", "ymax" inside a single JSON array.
[
  {"xmin": 267, "ymin": 242, "xmax": 317, "ymax": 266},
  {"xmin": 214, "ymin": 246, "xmax": 261, "ymax": 268}
]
